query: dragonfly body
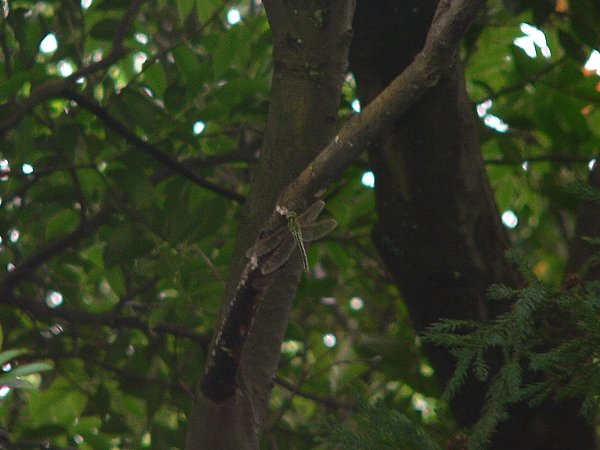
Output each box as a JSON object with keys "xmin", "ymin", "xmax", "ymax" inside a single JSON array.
[
  {"xmin": 246, "ymin": 200, "xmax": 337, "ymax": 275},
  {"xmin": 286, "ymin": 211, "xmax": 310, "ymax": 273}
]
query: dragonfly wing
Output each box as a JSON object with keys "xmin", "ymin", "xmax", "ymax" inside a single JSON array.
[
  {"xmin": 246, "ymin": 226, "xmax": 287, "ymax": 258},
  {"xmin": 297, "ymin": 200, "xmax": 326, "ymax": 225},
  {"xmin": 261, "ymin": 233, "xmax": 297, "ymax": 275},
  {"xmin": 300, "ymin": 218, "xmax": 337, "ymax": 242}
]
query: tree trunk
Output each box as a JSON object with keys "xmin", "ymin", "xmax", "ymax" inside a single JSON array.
[
  {"xmin": 567, "ymin": 165, "xmax": 600, "ymax": 280},
  {"xmin": 184, "ymin": 2, "xmax": 354, "ymax": 448},
  {"xmin": 349, "ymin": 0, "xmax": 598, "ymax": 448}
]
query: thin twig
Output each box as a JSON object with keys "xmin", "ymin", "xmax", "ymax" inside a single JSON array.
[
  {"xmin": 2, "ymin": 293, "xmax": 212, "ymax": 349},
  {"xmin": 273, "ymin": 376, "xmax": 356, "ymax": 410},
  {"xmin": 64, "ymin": 89, "xmax": 246, "ymax": 203}
]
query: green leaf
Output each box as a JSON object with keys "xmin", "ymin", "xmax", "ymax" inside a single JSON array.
[
  {"xmin": 94, "ymin": 0, "xmax": 129, "ymax": 9},
  {"xmin": 28, "ymin": 377, "xmax": 87, "ymax": 427},
  {"xmin": 89, "ymin": 18, "xmax": 120, "ymax": 40},
  {"xmin": 177, "ymin": 0, "xmax": 195, "ymax": 24},
  {"xmin": 552, "ymin": 92, "xmax": 589, "ymax": 139},
  {"xmin": 557, "ymin": 29, "xmax": 587, "ymax": 63},
  {"xmin": 132, "ymin": 179, "xmax": 157, "ymax": 210},
  {"xmin": 18, "ymin": 424, "xmax": 67, "ymax": 440},
  {"xmin": 163, "ymin": 84, "xmax": 188, "ymax": 112},
  {"xmin": 0, "ymin": 362, "xmax": 53, "ymax": 385},
  {"xmin": 0, "ymin": 348, "xmax": 27, "ymax": 365},
  {"xmin": 147, "ymin": 305, "xmax": 171, "ymax": 330},
  {"xmin": 144, "ymin": 62, "xmax": 168, "ymax": 98},
  {"xmin": 510, "ymin": 44, "xmax": 549, "ymax": 78},
  {"xmin": 195, "ymin": 0, "xmax": 221, "ymax": 23},
  {"xmin": 0, "ymin": 71, "xmax": 31, "ymax": 102},
  {"xmin": 570, "ymin": 0, "xmax": 600, "ymax": 48},
  {"xmin": 103, "ymin": 224, "xmax": 156, "ymax": 267},
  {"xmin": 45, "ymin": 209, "xmax": 80, "ymax": 241},
  {"xmin": 497, "ymin": 135, "xmax": 522, "ymax": 165},
  {"xmin": 110, "ymin": 88, "xmax": 164, "ymax": 134},
  {"xmin": 171, "ymin": 43, "xmax": 205, "ymax": 97},
  {"xmin": 213, "ymin": 27, "xmax": 251, "ymax": 80}
]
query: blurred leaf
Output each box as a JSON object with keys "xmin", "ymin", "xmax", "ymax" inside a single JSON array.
[
  {"xmin": 89, "ymin": 19, "xmax": 120, "ymax": 40},
  {"xmin": 94, "ymin": 0, "xmax": 129, "ymax": 10},
  {"xmin": 110, "ymin": 88, "xmax": 165, "ymax": 134},
  {"xmin": 510, "ymin": 44, "xmax": 549, "ymax": 78},
  {"xmin": 104, "ymin": 224, "xmax": 156, "ymax": 267},
  {"xmin": 17, "ymin": 424, "xmax": 68, "ymax": 440},
  {"xmin": 498, "ymin": 135, "xmax": 523, "ymax": 164},
  {"xmin": 164, "ymin": 83, "xmax": 188, "ymax": 112},
  {"xmin": 132, "ymin": 179, "xmax": 157, "ymax": 210},
  {"xmin": 171, "ymin": 43, "xmax": 204, "ymax": 97},
  {"xmin": 28, "ymin": 377, "xmax": 87, "ymax": 427},
  {"xmin": 144, "ymin": 62, "xmax": 168, "ymax": 98},
  {"xmin": 570, "ymin": 0, "xmax": 600, "ymax": 48},
  {"xmin": 177, "ymin": 0, "xmax": 195, "ymax": 24},
  {"xmin": 147, "ymin": 304, "xmax": 171, "ymax": 330},
  {"xmin": 195, "ymin": 0, "xmax": 222, "ymax": 23},
  {"xmin": 45, "ymin": 209, "xmax": 80, "ymax": 241},
  {"xmin": 0, "ymin": 348, "xmax": 27, "ymax": 365},
  {"xmin": 558, "ymin": 29, "xmax": 587, "ymax": 64},
  {"xmin": 552, "ymin": 92, "xmax": 589, "ymax": 139},
  {"xmin": 0, "ymin": 362, "xmax": 52, "ymax": 380},
  {"xmin": 214, "ymin": 27, "xmax": 249, "ymax": 80}
]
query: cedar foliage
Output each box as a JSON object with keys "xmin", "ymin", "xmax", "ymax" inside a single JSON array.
[{"xmin": 321, "ymin": 183, "xmax": 600, "ymax": 450}]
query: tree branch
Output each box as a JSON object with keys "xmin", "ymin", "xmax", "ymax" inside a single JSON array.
[
  {"xmin": 485, "ymin": 154, "xmax": 597, "ymax": 165},
  {"xmin": 272, "ymin": 0, "xmax": 487, "ymax": 217},
  {"xmin": 64, "ymin": 89, "xmax": 246, "ymax": 203},
  {"xmin": 200, "ymin": 0, "xmax": 487, "ymax": 405},
  {"xmin": 273, "ymin": 376, "xmax": 356, "ymax": 410},
  {"xmin": 1, "ymin": 293, "xmax": 212, "ymax": 349},
  {"xmin": 0, "ymin": 205, "xmax": 115, "ymax": 292}
]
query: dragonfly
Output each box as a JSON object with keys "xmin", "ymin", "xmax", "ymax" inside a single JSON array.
[{"xmin": 246, "ymin": 200, "xmax": 337, "ymax": 275}]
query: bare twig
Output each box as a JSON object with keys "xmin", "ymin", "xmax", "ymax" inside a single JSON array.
[
  {"xmin": 485, "ymin": 154, "xmax": 596, "ymax": 165},
  {"xmin": 0, "ymin": 205, "xmax": 115, "ymax": 292},
  {"xmin": 273, "ymin": 376, "xmax": 356, "ymax": 410},
  {"xmin": 64, "ymin": 89, "xmax": 246, "ymax": 203},
  {"xmin": 2, "ymin": 293, "xmax": 212, "ymax": 349}
]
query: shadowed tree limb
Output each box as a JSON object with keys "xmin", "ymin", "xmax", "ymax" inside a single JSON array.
[
  {"xmin": 64, "ymin": 89, "xmax": 246, "ymax": 203},
  {"xmin": 186, "ymin": 0, "xmax": 488, "ymax": 448},
  {"xmin": 1, "ymin": 292, "xmax": 212, "ymax": 349}
]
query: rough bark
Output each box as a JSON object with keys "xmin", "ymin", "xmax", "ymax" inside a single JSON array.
[
  {"xmin": 567, "ymin": 165, "xmax": 600, "ymax": 280},
  {"xmin": 184, "ymin": 1, "xmax": 355, "ymax": 448},
  {"xmin": 349, "ymin": 0, "xmax": 598, "ymax": 448}
]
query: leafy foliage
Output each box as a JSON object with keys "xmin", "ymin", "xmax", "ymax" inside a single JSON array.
[
  {"xmin": 0, "ymin": 325, "xmax": 53, "ymax": 391},
  {"xmin": 0, "ymin": 0, "xmax": 599, "ymax": 448}
]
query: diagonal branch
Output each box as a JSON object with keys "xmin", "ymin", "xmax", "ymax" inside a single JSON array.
[
  {"xmin": 2, "ymin": 293, "xmax": 212, "ymax": 349},
  {"xmin": 0, "ymin": 205, "xmax": 115, "ymax": 293},
  {"xmin": 64, "ymin": 89, "xmax": 246, "ymax": 203},
  {"xmin": 273, "ymin": 0, "xmax": 486, "ymax": 217},
  {"xmin": 201, "ymin": 0, "xmax": 487, "ymax": 403}
]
